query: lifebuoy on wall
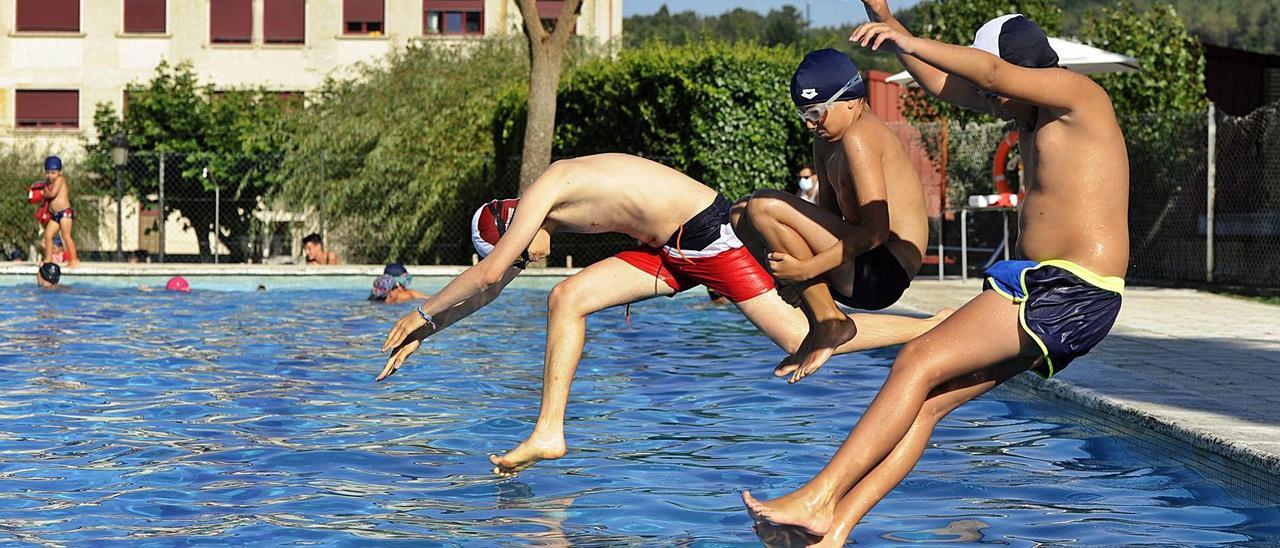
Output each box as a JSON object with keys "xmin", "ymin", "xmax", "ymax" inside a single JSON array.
[{"xmin": 992, "ymin": 130, "xmax": 1020, "ymax": 207}]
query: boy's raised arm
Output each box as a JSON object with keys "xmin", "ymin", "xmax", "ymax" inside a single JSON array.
[
  {"xmin": 858, "ymin": 0, "xmax": 990, "ymax": 114},
  {"xmin": 852, "ymin": 22, "xmax": 1097, "ymax": 113}
]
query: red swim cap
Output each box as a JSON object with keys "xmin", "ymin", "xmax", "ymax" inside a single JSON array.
[
  {"xmin": 165, "ymin": 276, "xmax": 191, "ymax": 293},
  {"xmin": 470, "ymin": 199, "xmax": 519, "ymax": 258}
]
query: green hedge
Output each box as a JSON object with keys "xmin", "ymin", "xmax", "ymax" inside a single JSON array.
[{"xmin": 494, "ymin": 41, "xmax": 811, "ymax": 201}]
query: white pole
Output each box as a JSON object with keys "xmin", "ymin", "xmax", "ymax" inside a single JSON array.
[
  {"xmin": 1206, "ymin": 103, "xmax": 1216, "ymax": 283},
  {"xmin": 158, "ymin": 152, "xmax": 165, "ymax": 263},
  {"xmin": 214, "ymin": 178, "xmax": 220, "ymax": 265}
]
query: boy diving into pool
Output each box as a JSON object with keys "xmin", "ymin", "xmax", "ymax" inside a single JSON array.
[
  {"xmin": 742, "ymin": 4, "xmax": 1129, "ymax": 543},
  {"xmin": 734, "ymin": 48, "xmax": 932, "ymax": 384},
  {"xmin": 378, "ymin": 153, "xmax": 949, "ymax": 477}
]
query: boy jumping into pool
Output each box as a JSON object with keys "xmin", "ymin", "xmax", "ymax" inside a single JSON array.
[
  {"xmin": 379, "ymin": 153, "xmax": 949, "ymax": 477},
  {"xmin": 38, "ymin": 156, "xmax": 80, "ymax": 267},
  {"xmin": 734, "ymin": 48, "xmax": 931, "ymax": 384},
  {"xmin": 742, "ymin": 5, "xmax": 1129, "ymax": 543}
]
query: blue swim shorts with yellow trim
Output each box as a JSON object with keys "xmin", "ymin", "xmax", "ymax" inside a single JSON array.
[{"xmin": 984, "ymin": 259, "xmax": 1124, "ymax": 378}]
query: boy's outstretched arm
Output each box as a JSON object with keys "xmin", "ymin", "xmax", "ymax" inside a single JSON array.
[
  {"xmin": 858, "ymin": 0, "xmax": 989, "ymax": 114},
  {"xmin": 377, "ymin": 265, "xmax": 522, "ymax": 381},
  {"xmin": 852, "ymin": 22, "xmax": 1098, "ymax": 112}
]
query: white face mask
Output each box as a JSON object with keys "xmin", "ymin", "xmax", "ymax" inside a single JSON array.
[{"xmin": 798, "ymin": 177, "xmax": 815, "ymax": 191}]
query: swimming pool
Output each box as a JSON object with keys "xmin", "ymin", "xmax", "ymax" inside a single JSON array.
[{"xmin": 2, "ymin": 283, "xmax": 1277, "ymax": 545}]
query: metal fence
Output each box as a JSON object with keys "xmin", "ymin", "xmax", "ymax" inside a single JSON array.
[{"xmin": 935, "ymin": 101, "xmax": 1280, "ymax": 289}]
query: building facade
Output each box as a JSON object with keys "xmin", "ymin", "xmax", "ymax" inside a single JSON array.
[{"xmin": 0, "ymin": 0, "xmax": 623, "ymax": 151}]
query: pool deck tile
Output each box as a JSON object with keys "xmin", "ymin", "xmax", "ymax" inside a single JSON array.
[{"xmin": 890, "ymin": 279, "xmax": 1280, "ymax": 487}]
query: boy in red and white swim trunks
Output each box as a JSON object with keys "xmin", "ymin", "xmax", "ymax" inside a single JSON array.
[{"xmin": 379, "ymin": 153, "xmax": 947, "ymax": 478}]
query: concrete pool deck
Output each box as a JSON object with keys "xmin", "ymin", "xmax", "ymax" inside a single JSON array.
[
  {"xmin": 5, "ymin": 262, "xmax": 1278, "ymax": 493},
  {"xmin": 891, "ymin": 279, "xmax": 1280, "ymax": 495}
]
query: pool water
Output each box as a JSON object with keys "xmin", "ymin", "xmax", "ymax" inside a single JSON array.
[{"xmin": 1, "ymin": 284, "xmax": 1277, "ymax": 545}]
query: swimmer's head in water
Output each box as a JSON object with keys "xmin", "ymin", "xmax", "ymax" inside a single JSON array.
[
  {"xmin": 38, "ymin": 262, "xmax": 60, "ymax": 287},
  {"xmin": 470, "ymin": 199, "xmax": 520, "ymax": 259},
  {"xmin": 369, "ymin": 274, "xmax": 397, "ymax": 301},
  {"xmin": 383, "ymin": 263, "xmax": 412, "ymax": 287},
  {"xmin": 165, "ymin": 276, "xmax": 191, "ymax": 293}
]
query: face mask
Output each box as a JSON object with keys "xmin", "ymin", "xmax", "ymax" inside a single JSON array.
[{"xmin": 798, "ymin": 177, "xmax": 815, "ymax": 191}]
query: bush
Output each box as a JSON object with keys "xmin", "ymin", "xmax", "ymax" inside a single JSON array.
[
  {"xmin": 1, "ymin": 148, "xmax": 104, "ymax": 260},
  {"xmin": 278, "ymin": 39, "xmax": 538, "ymax": 265},
  {"xmin": 493, "ymin": 41, "xmax": 811, "ymax": 201}
]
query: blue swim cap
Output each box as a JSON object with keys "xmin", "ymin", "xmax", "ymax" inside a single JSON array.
[
  {"xmin": 44, "ymin": 156, "xmax": 62, "ymax": 171},
  {"xmin": 791, "ymin": 49, "xmax": 866, "ymax": 107},
  {"xmin": 971, "ymin": 14, "xmax": 1059, "ymax": 69},
  {"xmin": 383, "ymin": 263, "xmax": 408, "ymax": 277}
]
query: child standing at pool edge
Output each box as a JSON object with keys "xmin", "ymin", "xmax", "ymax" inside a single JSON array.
[
  {"xmin": 39, "ymin": 156, "xmax": 80, "ymax": 267},
  {"xmin": 743, "ymin": 3, "xmax": 1129, "ymax": 543}
]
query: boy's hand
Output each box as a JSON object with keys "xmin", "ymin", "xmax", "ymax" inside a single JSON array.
[
  {"xmin": 381, "ymin": 308, "xmax": 427, "ymax": 353},
  {"xmin": 377, "ymin": 339, "xmax": 420, "ymax": 382},
  {"xmin": 861, "ymin": 0, "xmax": 892, "ymax": 21},
  {"xmin": 768, "ymin": 252, "xmax": 813, "ymax": 283},
  {"xmin": 850, "ymin": 22, "xmax": 915, "ymax": 54}
]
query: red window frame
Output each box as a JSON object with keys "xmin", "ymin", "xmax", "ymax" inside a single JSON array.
[
  {"xmin": 15, "ymin": 90, "xmax": 80, "ymax": 129},
  {"xmin": 124, "ymin": 0, "xmax": 166, "ymax": 34},
  {"xmin": 424, "ymin": 1, "xmax": 483, "ymax": 36},
  {"xmin": 210, "ymin": 0, "xmax": 253, "ymax": 44},
  {"xmin": 264, "ymin": 0, "xmax": 306, "ymax": 44},
  {"xmin": 343, "ymin": 0, "xmax": 384, "ymax": 35},
  {"xmin": 16, "ymin": 0, "xmax": 79, "ymax": 32}
]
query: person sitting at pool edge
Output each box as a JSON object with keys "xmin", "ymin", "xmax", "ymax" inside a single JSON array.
[
  {"xmin": 378, "ymin": 153, "xmax": 951, "ymax": 477},
  {"xmin": 743, "ymin": 5, "xmax": 1129, "ymax": 543},
  {"xmin": 734, "ymin": 48, "xmax": 934, "ymax": 384},
  {"xmin": 303, "ymin": 233, "xmax": 340, "ymax": 265},
  {"xmin": 370, "ymin": 264, "xmax": 430, "ymax": 303}
]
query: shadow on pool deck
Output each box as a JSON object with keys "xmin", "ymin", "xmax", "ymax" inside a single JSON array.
[{"xmin": 892, "ymin": 280, "xmax": 1280, "ymax": 493}]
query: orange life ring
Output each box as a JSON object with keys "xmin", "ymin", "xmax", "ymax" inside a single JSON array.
[{"xmin": 992, "ymin": 130, "xmax": 1020, "ymax": 207}]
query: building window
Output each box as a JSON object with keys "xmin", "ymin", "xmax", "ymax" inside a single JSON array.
[
  {"xmin": 536, "ymin": 1, "xmax": 575, "ymax": 33},
  {"xmin": 424, "ymin": 1, "xmax": 483, "ymax": 35},
  {"xmin": 124, "ymin": 0, "xmax": 166, "ymax": 33},
  {"xmin": 264, "ymin": 0, "xmax": 306, "ymax": 44},
  {"xmin": 344, "ymin": 0, "xmax": 384, "ymax": 35},
  {"xmin": 211, "ymin": 0, "xmax": 253, "ymax": 44},
  {"xmin": 15, "ymin": 90, "xmax": 79, "ymax": 129},
  {"xmin": 16, "ymin": 0, "xmax": 79, "ymax": 32}
]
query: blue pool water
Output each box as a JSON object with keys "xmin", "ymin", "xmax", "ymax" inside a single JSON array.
[{"xmin": 1, "ymin": 284, "xmax": 1278, "ymax": 545}]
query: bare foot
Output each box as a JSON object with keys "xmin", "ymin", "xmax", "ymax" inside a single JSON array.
[
  {"xmin": 789, "ymin": 317, "xmax": 857, "ymax": 384},
  {"xmin": 743, "ymin": 490, "xmax": 834, "ymax": 537},
  {"xmin": 489, "ymin": 435, "xmax": 566, "ymax": 478},
  {"xmin": 775, "ymin": 330, "xmax": 813, "ymax": 378}
]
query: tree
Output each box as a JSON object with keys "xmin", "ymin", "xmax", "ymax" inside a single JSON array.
[
  {"xmin": 515, "ymin": 0, "xmax": 583, "ymax": 190},
  {"xmin": 84, "ymin": 61, "xmax": 293, "ymax": 262},
  {"xmin": 1078, "ymin": 2, "xmax": 1206, "ymax": 116}
]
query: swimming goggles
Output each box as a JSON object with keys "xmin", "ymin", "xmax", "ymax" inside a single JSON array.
[
  {"xmin": 796, "ymin": 74, "xmax": 863, "ymax": 124},
  {"xmin": 487, "ymin": 200, "xmax": 532, "ymax": 269}
]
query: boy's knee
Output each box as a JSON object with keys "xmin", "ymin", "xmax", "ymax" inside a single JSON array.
[
  {"xmin": 547, "ymin": 280, "xmax": 582, "ymax": 316},
  {"xmin": 745, "ymin": 192, "xmax": 786, "ymax": 224},
  {"xmin": 890, "ymin": 341, "xmax": 944, "ymax": 388}
]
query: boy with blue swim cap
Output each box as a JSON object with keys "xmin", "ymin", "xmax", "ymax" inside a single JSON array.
[
  {"xmin": 734, "ymin": 47, "xmax": 935, "ymax": 383},
  {"xmin": 744, "ymin": 2, "xmax": 1129, "ymax": 542},
  {"xmin": 37, "ymin": 156, "xmax": 80, "ymax": 267}
]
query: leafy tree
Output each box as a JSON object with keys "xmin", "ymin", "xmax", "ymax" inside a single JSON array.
[
  {"xmin": 514, "ymin": 0, "xmax": 584, "ymax": 190},
  {"xmin": 1078, "ymin": 2, "xmax": 1206, "ymax": 115},
  {"xmin": 84, "ymin": 61, "xmax": 293, "ymax": 262},
  {"xmin": 1059, "ymin": 0, "xmax": 1279, "ymax": 55},
  {"xmin": 278, "ymin": 39, "xmax": 535, "ymax": 264}
]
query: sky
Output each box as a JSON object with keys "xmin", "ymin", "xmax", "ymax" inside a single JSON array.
[{"xmin": 622, "ymin": 1, "xmax": 924, "ymax": 27}]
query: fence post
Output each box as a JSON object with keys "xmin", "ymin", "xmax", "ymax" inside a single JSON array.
[
  {"xmin": 158, "ymin": 152, "xmax": 165, "ymax": 263},
  {"xmin": 214, "ymin": 177, "xmax": 221, "ymax": 265},
  {"xmin": 1206, "ymin": 102, "xmax": 1216, "ymax": 283}
]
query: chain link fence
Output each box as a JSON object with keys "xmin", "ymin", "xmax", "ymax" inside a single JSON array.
[{"xmin": 923, "ymin": 101, "xmax": 1280, "ymax": 290}]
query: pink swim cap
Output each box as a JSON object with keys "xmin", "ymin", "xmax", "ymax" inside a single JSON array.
[{"xmin": 165, "ymin": 276, "xmax": 191, "ymax": 293}]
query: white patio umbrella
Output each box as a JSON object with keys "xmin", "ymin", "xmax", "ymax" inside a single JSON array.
[{"xmin": 885, "ymin": 36, "xmax": 1140, "ymax": 86}]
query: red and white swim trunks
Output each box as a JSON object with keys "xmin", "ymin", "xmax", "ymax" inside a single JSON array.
[{"xmin": 615, "ymin": 194, "xmax": 774, "ymax": 303}]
